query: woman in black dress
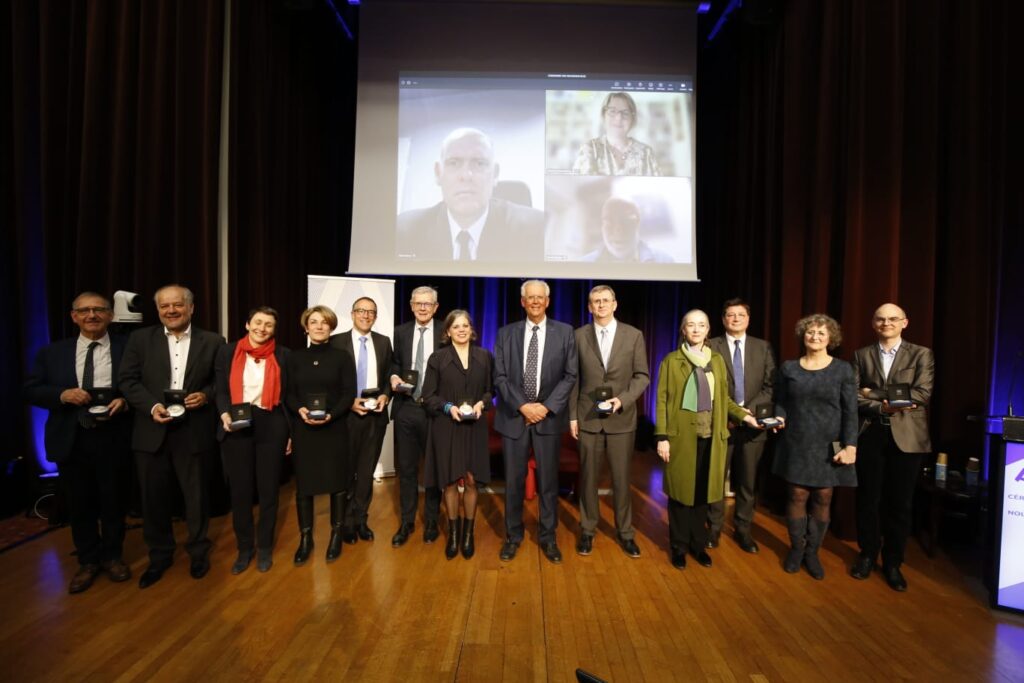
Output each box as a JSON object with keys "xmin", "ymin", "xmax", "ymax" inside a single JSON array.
[
  {"xmin": 771, "ymin": 314, "xmax": 858, "ymax": 579},
  {"xmin": 285, "ymin": 306, "xmax": 356, "ymax": 565},
  {"xmin": 216, "ymin": 306, "xmax": 290, "ymax": 574},
  {"xmin": 422, "ymin": 310, "xmax": 493, "ymax": 560}
]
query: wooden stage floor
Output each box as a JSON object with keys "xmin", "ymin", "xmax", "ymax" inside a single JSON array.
[{"xmin": 3, "ymin": 456, "xmax": 1023, "ymax": 682}]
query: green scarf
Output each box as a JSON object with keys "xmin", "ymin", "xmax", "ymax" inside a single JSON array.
[{"xmin": 680, "ymin": 344, "xmax": 715, "ymax": 411}]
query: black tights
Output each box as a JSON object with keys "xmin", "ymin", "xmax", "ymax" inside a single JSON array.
[
  {"xmin": 786, "ymin": 484, "xmax": 833, "ymax": 522},
  {"xmin": 444, "ymin": 472, "xmax": 478, "ymax": 520}
]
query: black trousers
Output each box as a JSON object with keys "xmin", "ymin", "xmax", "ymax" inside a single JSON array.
[
  {"xmin": 345, "ymin": 413, "xmax": 388, "ymax": 527},
  {"xmin": 393, "ymin": 403, "xmax": 441, "ymax": 525},
  {"xmin": 708, "ymin": 428, "xmax": 766, "ymax": 536},
  {"xmin": 135, "ymin": 425, "xmax": 212, "ymax": 566},
  {"xmin": 855, "ymin": 423, "xmax": 924, "ymax": 567},
  {"xmin": 221, "ymin": 407, "xmax": 288, "ymax": 551},
  {"xmin": 503, "ymin": 426, "xmax": 561, "ymax": 545},
  {"xmin": 668, "ymin": 437, "xmax": 711, "ymax": 554},
  {"xmin": 59, "ymin": 425, "xmax": 131, "ymax": 565}
]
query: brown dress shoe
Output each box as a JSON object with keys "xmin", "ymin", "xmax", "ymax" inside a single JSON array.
[
  {"xmin": 102, "ymin": 559, "xmax": 132, "ymax": 582},
  {"xmin": 69, "ymin": 564, "xmax": 101, "ymax": 594}
]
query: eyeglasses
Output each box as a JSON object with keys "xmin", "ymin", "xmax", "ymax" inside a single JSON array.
[
  {"xmin": 873, "ymin": 317, "xmax": 905, "ymax": 324},
  {"xmin": 604, "ymin": 108, "xmax": 634, "ymax": 121},
  {"xmin": 353, "ymin": 308, "xmax": 377, "ymax": 317},
  {"xmin": 73, "ymin": 307, "xmax": 111, "ymax": 315},
  {"xmin": 412, "ymin": 302, "xmax": 437, "ymax": 309}
]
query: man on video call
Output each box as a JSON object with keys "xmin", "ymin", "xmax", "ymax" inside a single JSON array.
[
  {"xmin": 581, "ymin": 196, "xmax": 674, "ymax": 264},
  {"xmin": 396, "ymin": 127, "xmax": 545, "ymax": 261}
]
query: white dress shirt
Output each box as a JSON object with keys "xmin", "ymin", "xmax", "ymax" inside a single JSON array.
[
  {"xmin": 75, "ymin": 333, "xmax": 112, "ymax": 388},
  {"xmin": 408, "ymin": 320, "xmax": 435, "ymax": 369},
  {"xmin": 242, "ymin": 355, "xmax": 267, "ymax": 407},
  {"xmin": 166, "ymin": 325, "xmax": 192, "ymax": 390},
  {"xmin": 594, "ymin": 318, "xmax": 618, "ymax": 368},
  {"xmin": 351, "ymin": 328, "xmax": 379, "ymax": 392},
  {"xmin": 878, "ymin": 341, "xmax": 901, "ymax": 380},
  {"xmin": 447, "ymin": 206, "xmax": 489, "ymax": 260}
]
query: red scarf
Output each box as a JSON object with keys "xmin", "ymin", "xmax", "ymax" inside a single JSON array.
[{"xmin": 230, "ymin": 336, "xmax": 281, "ymax": 410}]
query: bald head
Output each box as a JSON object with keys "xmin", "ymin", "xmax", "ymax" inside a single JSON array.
[
  {"xmin": 434, "ymin": 128, "xmax": 499, "ymax": 226},
  {"xmin": 872, "ymin": 302, "xmax": 908, "ymax": 345}
]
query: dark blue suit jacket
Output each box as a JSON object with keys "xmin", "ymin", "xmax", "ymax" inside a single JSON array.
[
  {"xmin": 24, "ymin": 334, "xmax": 130, "ymax": 463},
  {"xmin": 493, "ymin": 318, "xmax": 577, "ymax": 438}
]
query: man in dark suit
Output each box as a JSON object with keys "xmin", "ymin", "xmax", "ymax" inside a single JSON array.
[
  {"xmin": 388, "ymin": 286, "xmax": 443, "ymax": 547},
  {"xmin": 118, "ymin": 284, "xmax": 224, "ymax": 588},
  {"xmin": 25, "ymin": 292, "xmax": 133, "ymax": 593},
  {"xmin": 569, "ymin": 285, "xmax": 649, "ymax": 558},
  {"xmin": 494, "ymin": 279, "xmax": 578, "ymax": 563},
  {"xmin": 851, "ymin": 303, "xmax": 934, "ymax": 591},
  {"xmin": 395, "ymin": 127, "xmax": 545, "ymax": 262},
  {"xmin": 330, "ymin": 296, "xmax": 393, "ymax": 543},
  {"xmin": 707, "ymin": 298, "xmax": 775, "ymax": 554}
]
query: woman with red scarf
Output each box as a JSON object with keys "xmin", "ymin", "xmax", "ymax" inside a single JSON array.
[{"xmin": 215, "ymin": 306, "xmax": 291, "ymax": 574}]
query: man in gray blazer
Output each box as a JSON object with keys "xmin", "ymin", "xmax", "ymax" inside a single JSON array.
[
  {"xmin": 851, "ymin": 303, "xmax": 934, "ymax": 592},
  {"xmin": 494, "ymin": 279, "xmax": 577, "ymax": 564},
  {"xmin": 118, "ymin": 285, "xmax": 224, "ymax": 588},
  {"xmin": 707, "ymin": 298, "xmax": 775, "ymax": 554},
  {"xmin": 569, "ymin": 285, "xmax": 649, "ymax": 557}
]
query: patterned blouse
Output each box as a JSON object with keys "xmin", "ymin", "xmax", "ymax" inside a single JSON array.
[{"xmin": 572, "ymin": 136, "xmax": 661, "ymax": 176}]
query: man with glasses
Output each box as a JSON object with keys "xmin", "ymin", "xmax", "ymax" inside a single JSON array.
[
  {"xmin": 580, "ymin": 196, "xmax": 674, "ymax": 263},
  {"xmin": 388, "ymin": 286, "xmax": 443, "ymax": 546},
  {"xmin": 396, "ymin": 127, "xmax": 545, "ymax": 261},
  {"xmin": 26, "ymin": 292, "xmax": 132, "ymax": 593},
  {"xmin": 494, "ymin": 280, "xmax": 577, "ymax": 564},
  {"xmin": 331, "ymin": 297, "xmax": 393, "ymax": 543},
  {"xmin": 706, "ymin": 298, "xmax": 775, "ymax": 554},
  {"xmin": 851, "ymin": 303, "xmax": 934, "ymax": 591}
]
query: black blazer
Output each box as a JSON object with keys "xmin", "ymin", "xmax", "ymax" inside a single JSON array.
[
  {"xmin": 329, "ymin": 329, "xmax": 394, "ymax": 424},
  {"xmin": 24, "ymin": 334, "xmax": 130, "ymax": 463},
  {"xmin": 118, "ymin": 325, "xmax": 225, "ymax": 454},
  {"xmin": 388, "ymin": 319, "xmax": 442, "ymax": 420},
  {"xmin": 709, "ymin": 334, "xmax": 775, "ymax": 442},
  {"xmin": 395, "ymin": 198, "xmax": 545, "ymax": 261},
  {"xmin": 214, "ymin": 341, "xmax": 291, "ymax": 441}
]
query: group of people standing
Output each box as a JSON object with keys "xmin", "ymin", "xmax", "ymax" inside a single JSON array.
[{"xmin": 25, "ymin": 282, "xmax": 933, "ymax": 597}]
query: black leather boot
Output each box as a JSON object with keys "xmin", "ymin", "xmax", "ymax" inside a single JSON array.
[
  {"xmin": 327, "ymin": 492, "xmax": 346, "ymax": 562},
  {"xmin": 293, "ymin": 495, "xmax": 315, "ymax": 566},
  {"xmin": 783, "ymin": 517, "xmax": 807, "ymax": 574},
  {"xmin": 445, "ymin": 518, "xmax": 461, "ymax": 560},
  {"xmin": 803, "ymin": 518, "xmax": 829, "ymax": 580},
  {"xmin": 461, "ymin": 518, "xmax": 475, "ymax": 559}
]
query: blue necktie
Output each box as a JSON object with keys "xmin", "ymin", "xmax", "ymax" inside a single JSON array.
[
  {"xmin": 733, "ymin": 339, "xmax": 745, "ymax": 405},
  {"xmin": 357, "ymin": 336, "xmax": 368, "ymax": 393}
]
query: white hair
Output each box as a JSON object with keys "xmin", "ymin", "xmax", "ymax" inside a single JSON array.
[{"xmin": 520, "ymin": 279, "xmax": 550, "ymax": 297}]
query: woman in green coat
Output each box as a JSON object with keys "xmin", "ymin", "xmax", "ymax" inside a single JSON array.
[{"xmin": 655, "ymin": 310, "xmax": 759, "ymax": 569}]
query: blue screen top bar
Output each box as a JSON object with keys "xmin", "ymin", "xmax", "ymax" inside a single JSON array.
[{"xmin": 399, "ymin": 72, "xmax": 694, "ymax": 93}]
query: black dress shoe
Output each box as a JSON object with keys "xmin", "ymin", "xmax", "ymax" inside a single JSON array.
[
  {"xmin": 357, "ymin": 523, "xmax": 374, "ymax": 541},
  {"xmin": 734, "ymin": 533, "xmax": 760, "ymax": 554},
  {"xmin": 694, "ymin": 550, "xmax": 713, "ymax": 568},
  {"xmin": 102, "ymin": 559, "xmax": 132, "ymax": 582},
  {"xmin": 257, "ymin": 549, "xmax": 273, "ymax": 573},
  {"xmin": 619, "ymin": 538, "xmax": 641, "ymax": 558},
  {"xmin": 499, "ymin": 539, "xmax": 520, "ymax": 561},
  {"xmin": 342, "ymin": 526, "xmax": 358, "ymax": 545},
  {"xmin": 138, "ymin": 564, "xmax": 168, "ymax": 589},
  {"xmin": 575, "ymin": 535, "xmax": 594, "ymax": 556},
  {"xmin": 705, "ymin": 531, "xmax": 720, "ymax": 549},
  {"xmin": 850, "ymin": 555, "xmax": 874, "ymax": 580},
  {"xmin": 392, "ymin": 523, "xmax": 414, "ymax": 547},
  {"xmin": 883, "ymin": 565, "xmax": 908, "ymax": 592},
  {"xmin": 190, "ymin": 557, "xmax": 211, "ymax": 579},
  {"xmin": 423, "ymin": 519, "xmax": 440, "ymax": 544},
  {"xmin": 542, "ymin": 543, "xmax": 563, "ymax": 564},
  {"xmin": 670, "ymin": 548, "xmax": 687, "ymax": 569}
]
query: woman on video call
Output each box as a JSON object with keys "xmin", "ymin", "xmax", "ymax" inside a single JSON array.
[{"xmin": 572, "ymin": 92, "xmax": 661, "ymax": 176}]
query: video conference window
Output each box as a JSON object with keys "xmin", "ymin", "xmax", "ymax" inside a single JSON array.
[{"xmin": 395, "ymin": 73, "xmax": 694, "ymax": 268}]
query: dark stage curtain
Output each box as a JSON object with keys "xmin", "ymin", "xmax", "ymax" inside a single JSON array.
[{"xmin": 7, "ymin": 0, "xmax": 225, "ymax": 478}]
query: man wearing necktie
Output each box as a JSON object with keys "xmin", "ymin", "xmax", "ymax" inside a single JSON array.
[
  {"xmin": 569, "ymin": 285, "xmax": 650, "ymax": 558},
  {"xmin": 493, "ymin": 280, "xmax": 578, "ymax": 564},
  {"xmin": 331, "ymin": 297, "xmax": 393, "ymax": 543},
  {"xmin": 851, "ymin": 303, "xmax": 934, "ymax": 592},
  {"xmin": 707, "ymin": 299, "xmax": 775, "ymax": 554},
  {"xmin": 395, "ymin": 127, "xmax": 545, "ymax": 262},
  {"xmin": 25, "ymin": 292, "xmax": 132, "ymax": 594},
  {"xmin": 388, "ymin": 286, "xmax": 443, "ymax": 546}
]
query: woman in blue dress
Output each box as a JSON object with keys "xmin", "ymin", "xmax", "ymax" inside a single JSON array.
[{"xmin": 771, "ymin": 314, "xmax": 858, "ymax": 580}]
